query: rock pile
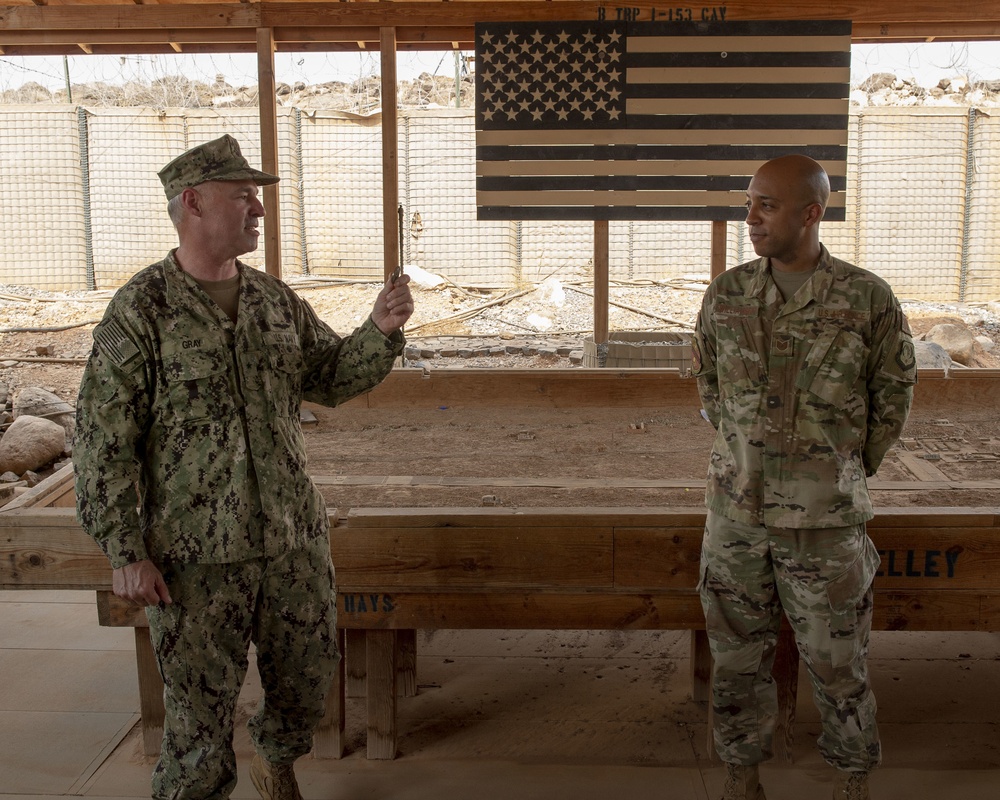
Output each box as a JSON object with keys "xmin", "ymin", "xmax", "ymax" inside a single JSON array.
[
  {"xmin": 1, "ymin": 73, "xmax": 477, "ymax": 114},
  {"xmin": 0, "ymin": 384, "xmax": 73, "ymax": 502},
  {"xmin": 4, "ymin": 70, "xmax": 999, "ymax": 111},
  {"xmin": 852, "ymin": 72, "xmax": 1000, "ymax": 107}
]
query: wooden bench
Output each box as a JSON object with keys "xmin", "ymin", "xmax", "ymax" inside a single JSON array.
[{"xmin": 4, "ymin": 468, "xmax": 998, "ymax": 760}]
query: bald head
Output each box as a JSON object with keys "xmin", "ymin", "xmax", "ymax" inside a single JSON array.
[
  {"xmin": 754, "ymin": 154, "xmax": 830, "ymax": 212},
  {"xmin": 744, "ymin": 154, "xmax": 831, "ymax": 272}
]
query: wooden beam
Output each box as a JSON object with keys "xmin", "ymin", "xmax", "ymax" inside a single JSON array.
[
  {"xmin": 710, "ymin": 220, "xmax": 728, "ymax": 280},
  {"xmin": 380, "ymin": 26, "xmax": 399, "ymax": 282},
  {"xmin": 0, "ymin": 29, "xmax": 258, "ymax": 45},
  {"xmin": 593, "ymin": 220, "xmax": 609, "ymax": 344},
  {"xmin": 331, "ymin": 368, "xmax": 1000, "ymax": 411},
  {"xmin": 338, "ymin": 590, "xmax": 708, "ymax": 630},
  {"xmin": 341, "ymin": 368, "xmax": 702, "ymax": 410},
  {"xmin": 1, "ymin": 2, "xmax": 998, "ymax": 40},
  {"xmin": 365, "ymin": 629, "xmax": 397, "ymax": 760},
  {"xmin": 852, "ymin": 21, "xmax": 1000, "ymax": 41},
  {"xmin": 256, "ymin": 26, "xmax": 281, "ymax": 279}
]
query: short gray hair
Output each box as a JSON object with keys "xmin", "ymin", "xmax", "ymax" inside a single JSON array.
[{"xmin": 166, "ymin": 194, "xmax": 184, "ymax": 228}]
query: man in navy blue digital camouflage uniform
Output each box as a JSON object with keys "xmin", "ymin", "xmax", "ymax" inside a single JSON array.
[{"xmin": 75, "ymin": 134, "xmax": 413, "ymax": 800}]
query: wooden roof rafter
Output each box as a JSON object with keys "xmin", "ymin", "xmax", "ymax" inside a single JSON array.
[{"xmin": 0, "ymin": 2, "xmax": 999, "ymax": 58}]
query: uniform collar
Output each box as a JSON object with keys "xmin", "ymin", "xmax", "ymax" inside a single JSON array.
[
  {"xmin": 162, "ymin": 249, "xmax": 244, "ymax": 326},
  {"xmin": 746, "ymin": 244, "xmax": 837, "ymax": 312}
]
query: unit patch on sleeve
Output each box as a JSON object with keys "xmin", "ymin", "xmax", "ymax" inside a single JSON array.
[{"xmin": 94, "ymin": 318, "xmax": 141, "ymax": 369}]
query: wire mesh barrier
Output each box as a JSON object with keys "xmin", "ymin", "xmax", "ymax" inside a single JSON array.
[{"xmin": 0, "ymin": 105, "xmax": 997, "ymax": 301}]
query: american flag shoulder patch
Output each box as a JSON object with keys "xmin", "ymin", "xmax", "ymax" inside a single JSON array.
[{"xmin": 94, "ymin": 318, "xmax": 141, "ymax": 369}]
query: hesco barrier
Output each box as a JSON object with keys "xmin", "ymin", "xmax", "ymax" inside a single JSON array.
[{"xmin": 1, "ymin": 105, "xmax": 998, "ymax": 303}]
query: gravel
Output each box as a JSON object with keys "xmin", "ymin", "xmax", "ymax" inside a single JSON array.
[{"xmin": 2, "ymin": 280, "xmax": 999, "ymax": 370}]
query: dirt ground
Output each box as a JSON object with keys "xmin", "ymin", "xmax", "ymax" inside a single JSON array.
[{"xmin": 1, "ymin": 282, "xmax": 999, "ymax": 511}]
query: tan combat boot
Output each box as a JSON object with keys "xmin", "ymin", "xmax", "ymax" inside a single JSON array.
[
  {"xmin": 833, "ymin": 771, "xmax": 871, "ymax": 800},
  {"xmin": 250, "ymin": 754, "xmax": 303, "ymax": 800},
  {"xmin": 721, "ymin": 762, "xmax": 767, "ymax": 800}
]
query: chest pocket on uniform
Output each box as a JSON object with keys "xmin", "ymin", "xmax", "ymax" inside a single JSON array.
[
  {"xmin": 714, "ymin": 308, "xmax": 764, "ymax": 401},
  {"xmin": 162, "ymin": 344, "xmax": 232, "ymax": 424},
  {"xmin": 263, "ymin": 331, "xmax": 303, "ymax": 418},
  {"xmin": 796, "ymin": 326, "xmax": 868, "ymax": 408}
]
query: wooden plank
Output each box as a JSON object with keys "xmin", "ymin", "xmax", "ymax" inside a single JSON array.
[
  {"xmin": 348, "ymin": 369, "xmax": 702, "ymax": 410},
  {"xmin": 710, "ymin": 219, "xmax": 727, "ymax": 279},
  {"xmin": 614, "ymin": 527, "xmax": 703, "ymax": 590},
  {"xmin": 315, "ymin": 474, "xmax": 999, "ymax": 493},
  {"xmin": 316, "ymin": 474, "xmax": 707, "ymax": 490},
  {"xmin": 980, "ymin": 593, "xmax": 1000, "ymax": 626},
  {"xmin": 397, "ymin": 628, "xmax": 417, "ymax": 698},
  {"xmin": 380, "ymin": 26, "xmax": 399, "ymax": 282},
  {"xmin": 4, "ymin": 2, "xmax": 1000, "ymax": 35},
  {"xmin": 344, "ymin": 506, "xmax": 707, "ymax": 528},
  {"xmin": 0, "ymin": 462, "xmax": 75, "ymax": 511},
  {"xmin": 336, "ymin": 590, "xmax": 706, "ymax": 630},
  {"xmin": 872, "ymin": 528, "xmax": 1000, "ymax": 590},
  {"xmin": 912, "ymin": 370, "xmax": 1000, "ymax": 411},
  {"xmin": 313, "ymin": 628, "xmax": 346, "ymax": 759},
  {"xmin": 334, "ymin": 589, "xmax": 996, "ymax": 633},
  {"xmin": 331, "ymin": 525, "xmax": 614, "ymax": 588},
  {"xmin": 867, "ymin": 508, "xmax": 999, "ymax": 527},
  {"xmin": 345, "ymin": 628, "xmax": 367, "ymax": 698},
  {"xmin": 96, "ymin": 590, "xmax": 148, "ymax": 628},
  {"xmin": 689, "ymin": 629, "xmax": 711, "ymax": 702},
  {"xmin": 346, "ymin": 370, "xmax": 1000, "ymax": 412},
  {"xmin": 853, "ymin": 21, "xmax": 1000, "ymax": 41},
  {"xmin": 0, "ymin": 511, "xmax": 109, "ymax": 590},
  {"xmin": 593, "ymin": 220, "xmax": 608, "ymax": 344},
  {"xmin": 256, "ymin": 26, "xmax": 282, "ymax": 279},
  {"xmin": 897, "ymin": 453, "xmax": 951, "ymax": 482},
  {"xmin": 872, "ymin": 590, "xmax": 989, "ymax": 631},
  {"xmin": 366, "ymin": 629, "xmax": 397, "ymax": 760},
  {"xmin": 134, "ymin": 627, "xmax": 165, "ymax": 757}
]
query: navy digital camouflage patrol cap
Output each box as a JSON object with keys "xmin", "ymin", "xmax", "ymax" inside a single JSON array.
[{"xmin": 158, "ymin": 134, "xmax": 280, "ymax": 200}]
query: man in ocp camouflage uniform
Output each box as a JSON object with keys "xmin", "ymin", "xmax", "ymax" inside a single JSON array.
[
  {"xmin": 74, "ymin": 134, "xmax": 413, "ymax": 800},
  {"xmin": 691, "ymin": 155, "xmax": 916, "ymax": 800}
]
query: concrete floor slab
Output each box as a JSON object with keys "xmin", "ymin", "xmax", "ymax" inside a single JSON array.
[
  {"xmin": 2, "ymin": 598, "xmax": 999, "ymax": 799},
  {"xmin": 0, "ymin": 649, "xmax": 139, "ymax": 713},
  {"xmin": 0, "ymin": 710, "xmax": 135, "ymax": 795}
]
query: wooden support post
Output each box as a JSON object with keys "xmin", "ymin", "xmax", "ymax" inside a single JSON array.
[
  {"xmin": 313, "ymin": 628, "xmax": 346, "ymax": 758},
  {"xmin": 256, "ymin": 27, "xmax": 281, "ymax": 279},
  {"xmin": 397, "ymin": 628, "xmax": 417, "ymax": 697},
  {"xmin": 366, "ymin": 629, "xmax": 398, "ymax": 760},
  {"xmin": 345, "ymin": 628, "xmax": 367, "ymax": 698},
  {"xmin": 134, "ymin": 627, "xmax": 165, "ymax": 757},
  {"xmin": 690, "ymin": 629, "xmax": 711, "ymax": 703},
  {"xmin": 710, "ymin": 219, "xmax": 727, "ymax": 280},
  {"xmin": 380, "ymin": 27, "xmax": 399, "ymax": 281},
  {"xmin": 593, "ymin": 219, "xmax": 609, "ymax": 344}
]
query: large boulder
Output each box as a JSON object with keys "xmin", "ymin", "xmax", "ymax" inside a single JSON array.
[
  {"xmin": 913, "ymin": 340, "xmax": 953, "ymax": 373},
  {"xmin": 13, "ymin": 387, "xmax": 75, "ymax": 443},
  {"xmin": 924, "ymin": 323, "xmax": 975, "ymax": 366},
  {"xmin": 0, "ymin": 415, "xmax": 66, "ymax": 475}
]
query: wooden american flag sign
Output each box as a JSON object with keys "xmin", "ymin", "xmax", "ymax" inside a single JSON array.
[{"xmin": 475, "ymin": 19, "xmax": 850, "ymax": 221}]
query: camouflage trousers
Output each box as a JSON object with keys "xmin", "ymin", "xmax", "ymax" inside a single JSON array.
[
  {"xmin": 698, "ymin": 511, "xmax": 882, "ymax": 773},
  {"xmin": 145, "ymin": 537, "xmax": 339, "ymax": 800}
]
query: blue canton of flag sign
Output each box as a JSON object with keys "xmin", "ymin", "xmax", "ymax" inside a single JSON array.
[{"xmin": 475, "ymin": 19, "xmax": 851, "ymax": 221}]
